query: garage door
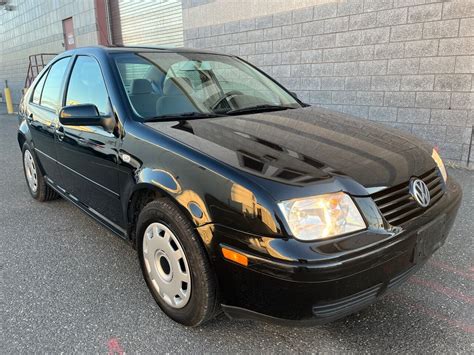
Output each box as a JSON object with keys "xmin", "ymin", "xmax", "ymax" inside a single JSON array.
[{"xmin": 110, "ymin": 0, "xmax": 184, "ymax": 47}]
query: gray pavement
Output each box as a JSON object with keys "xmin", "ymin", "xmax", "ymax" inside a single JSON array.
[{"xmin": 1, "ymin": 109, "xmax": 473, "ymax": 353}]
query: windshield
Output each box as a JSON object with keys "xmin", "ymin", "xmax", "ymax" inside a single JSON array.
[{"xmin": 113, "ymin": 51, "xmax": 302, "ymax": 120}]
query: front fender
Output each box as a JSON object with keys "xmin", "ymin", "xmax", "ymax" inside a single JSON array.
[
  {"xmin": 132, "ymin": 163, "xmax": 285, "ymax": 238},
  {"xmin": 120, "ymin": 128, "xmax": 288, "ymax": 239},
  {"xmin": 133, "ymin": 169, "xmax": 212, "ymax": 227}
]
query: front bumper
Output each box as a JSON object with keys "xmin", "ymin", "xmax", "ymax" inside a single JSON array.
[{"xmin": 205, "ymin": 178, "xmax": 462, "ymax": 324}]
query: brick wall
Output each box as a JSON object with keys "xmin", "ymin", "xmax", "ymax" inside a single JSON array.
[
  {"xmin": 0, "ymin": 0, "xmax": 99, "ymax": 105},
  {"xmin": 183, "ymin": 0, "xmax": 473, "ymax": 167}
]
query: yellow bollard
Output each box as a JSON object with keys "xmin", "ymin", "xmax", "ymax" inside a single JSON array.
[{"xmin": 4, "ymin": 80, "xmax": 14, "ymax": 114}]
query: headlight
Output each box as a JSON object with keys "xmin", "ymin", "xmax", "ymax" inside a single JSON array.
[
  {"xmin": 432, "ymin": 148, "xmax": 447, "ymax": 182},
  {"xmin": 278, "ymin": 192, "xmax": 366, "ymax": 241}
]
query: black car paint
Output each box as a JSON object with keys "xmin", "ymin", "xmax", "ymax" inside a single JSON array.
[{"xmin": 17, "ymin": 46, "xmax": 462, "ymax": 324}]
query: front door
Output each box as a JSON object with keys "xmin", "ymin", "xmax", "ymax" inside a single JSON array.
[
  {"xmin": 62, "ymin": 17, "xmax": 76, "ymax": 50},
  {"xmin": 27, "ymin": 57, "xmax": 71, "ymax": 183},
  {"xmin": 55, "ymin": 55, "xmax": 123, "ymax": 228}
]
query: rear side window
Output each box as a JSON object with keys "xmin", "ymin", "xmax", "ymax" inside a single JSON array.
[
  {"xmin": 66, "ymin": 56, "xmax": 110, "ymax": 115},
  {"xmin": 40, "ymin": 57, "xmax": 70, "ymax": 111},
  {"xmin": 32, "ymin": 71, "xmax": 48, "ymax": 105}
]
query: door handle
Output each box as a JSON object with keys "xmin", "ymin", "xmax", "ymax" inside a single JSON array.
[{"xmin": 55, "ymin": 126, "xmax": 65, "ymax": 141}]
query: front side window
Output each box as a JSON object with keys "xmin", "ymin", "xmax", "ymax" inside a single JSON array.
[
  {"xmin": 114, "ymin": 52, "xmax": 301, "ymax": 120},
  {"xmin": 40, "ymin": 57, "xmax": 70, "ymax": 111},
  {"xmin": 66, "ymin": 56, "xmax": 110, "ymax": 115}
]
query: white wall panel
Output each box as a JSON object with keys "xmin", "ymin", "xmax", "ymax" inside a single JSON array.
[{"xmin": 110, "ymin": 0, "xmax": 184, "ymax": 47}]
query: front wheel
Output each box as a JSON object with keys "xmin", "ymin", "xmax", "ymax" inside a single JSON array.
[
  {"xmin": 22, "ymin": 144, "xmax": 58, "ymax": 201},
  {"xmin": 136, "ymin": 198, "xmax": 220, "ymax": 326}
]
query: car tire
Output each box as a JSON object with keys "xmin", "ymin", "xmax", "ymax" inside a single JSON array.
[
  {"xmin": 136, "ymin": 198, "xmax": 220, "ymax": 326},
  {"xmin": 22, "ymin": 143, "xmax": 59, "ymax": 202}
]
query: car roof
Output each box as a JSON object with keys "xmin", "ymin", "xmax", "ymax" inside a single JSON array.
[{"xmin": 62, "ymin": 45, "xmax": 227, "ymax": 56}]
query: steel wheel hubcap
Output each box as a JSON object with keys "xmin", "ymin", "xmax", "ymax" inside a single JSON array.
[
  {"xmin": 143, "ymin": 223, "xmax": 191, "ymax": 309},
  {"xmin": 24, "ymin": 150, "xmax": 38, "ymax": 193}
]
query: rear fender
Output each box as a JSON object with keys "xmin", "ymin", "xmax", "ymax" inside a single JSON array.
[{"xmin": 17, "ymin": 118, "xmax": 33, "ymax": 150}]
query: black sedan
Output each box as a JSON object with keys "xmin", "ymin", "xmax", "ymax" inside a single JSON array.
[{"xmin": 17, "ymin": 46, "xmax": 462, "ymax": 326}]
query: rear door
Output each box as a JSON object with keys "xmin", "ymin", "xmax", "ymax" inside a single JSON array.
[
  {"xmin": 55, "ymin": 55, "xmax": 124, "ymax": 228},
  {"xmin": 27, "ymin": 57, "xmax": 71, "ymax": 183}
]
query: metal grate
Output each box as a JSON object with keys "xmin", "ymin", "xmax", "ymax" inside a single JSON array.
[{"xmin": 371, "ymin": 168, "xmax": 444, "ymax": 226}]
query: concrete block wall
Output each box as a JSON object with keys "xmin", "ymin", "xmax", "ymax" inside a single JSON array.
[
  {"xmin": 183, "ymin": 0, "xmax": 473, "ymax": 167},
  {"xmin": 0, "ymin": 0, "xmax": 99, "ymax": 105}
]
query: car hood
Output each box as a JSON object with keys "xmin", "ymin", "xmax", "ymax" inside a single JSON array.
[{"xmin": 146, "ymin": 106, "xmax": 435, "ymax": 193}]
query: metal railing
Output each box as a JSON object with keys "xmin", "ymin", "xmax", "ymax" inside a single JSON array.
[{"xmin": 24, "ymin": 53, "xmax": 57, "ymax": 89}]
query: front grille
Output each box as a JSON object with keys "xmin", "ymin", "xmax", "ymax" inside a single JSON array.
[{"xmin": 371, "ymin": 168, "xmax": 444, "ymax": 226}]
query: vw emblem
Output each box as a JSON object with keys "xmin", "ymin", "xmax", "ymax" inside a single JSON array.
[{"xmin": 410, "ymin": 179, "xmax": 431, "ymax": 208}]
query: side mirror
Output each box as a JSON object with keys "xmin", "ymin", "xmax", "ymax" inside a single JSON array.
[
  {"xmin": 290, "ymin": 91, "xmax": 298, "ymax": 99},
  {"xmin": 59, "ymin": 104, "xmax": 103, "ymax": 126}
]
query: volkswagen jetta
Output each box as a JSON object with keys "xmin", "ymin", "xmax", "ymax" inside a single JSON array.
[{"xmin": 18, "ymin": 46, "xmax": 462, "ymax": 326}]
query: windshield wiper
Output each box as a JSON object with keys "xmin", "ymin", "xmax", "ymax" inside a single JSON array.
[
  {"xmin": 224, "ymin": 104, "xmax": 296, "ymax": 115},
  {"xmin": 145, "ymin": 112, "xmax": 224, "ymax": 122}
]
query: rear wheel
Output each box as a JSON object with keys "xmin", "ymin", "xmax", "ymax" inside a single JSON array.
[
  {"xmin": 136, "ymin": 198, "xmax": 220, "ymax": 326},
  {"xmin": 22, "ymin": 144, "xmax": 58, "ymax": 201}
]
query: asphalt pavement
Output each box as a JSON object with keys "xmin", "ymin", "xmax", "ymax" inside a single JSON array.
[{"xmin": 1, "ymin": 108, "xmax": 473, "ymax": 353}]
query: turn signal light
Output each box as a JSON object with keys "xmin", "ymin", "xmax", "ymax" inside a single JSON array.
[{"xmin": 222, "ymin": 247, "xmax": 248, "ymax": 267}]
